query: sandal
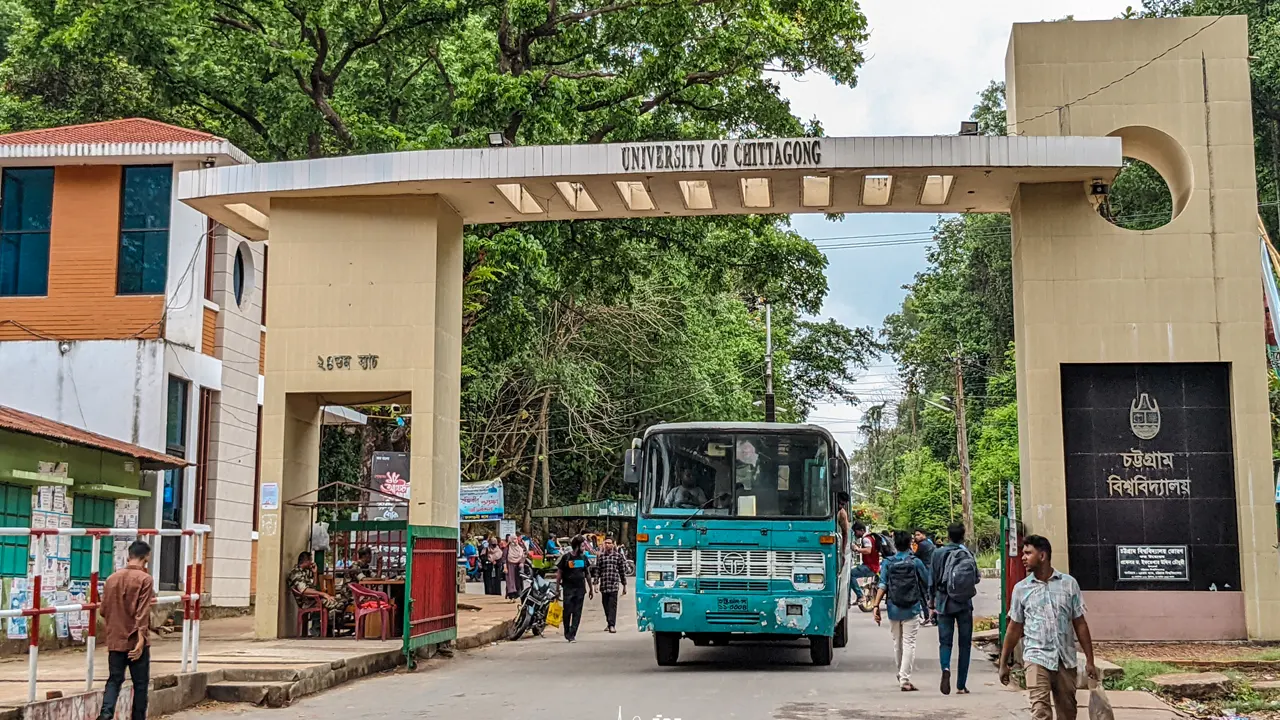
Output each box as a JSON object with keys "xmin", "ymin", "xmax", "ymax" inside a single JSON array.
[
  {"xmin": 957, "ymin": 688, "xmax": 970, "ymax": 695},
  {"xmin": 901, "ymin": 683, "xmax": 918, "ymax": 692}
]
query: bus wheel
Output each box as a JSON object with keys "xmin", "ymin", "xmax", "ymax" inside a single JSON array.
[
  {"xmin": 833, "ymin": 618, "xmax": 848, "ymax": 648},
  {"xmin": 654, "ymin": 632, "xmax": 681, "ymax": 666},
  {"xmin": 809, "ymin": 634, "xmax": 834, "ymax": 666},
  {"xmin": 691, "ymin": 635, "xmax": 711, "ymax": 647}
]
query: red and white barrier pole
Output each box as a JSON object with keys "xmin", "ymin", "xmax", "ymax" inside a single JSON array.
[
  {"xmin": 192, "ymin": 529, "xmax": 204, "ymax": 672},
  {"xmin": 181, "ymin": 534, "xmax": 193, "ymax": 673},
  {"xmin": 0, "ymin": 526, "xmax": 210, "ymax": 702},
  {"xmin": 28, "ymin": 531, "xmax": 44, "ymax": 704},
  {"xmin": 85, "ymin": 532, "xmax": 103, "ymax": 692}
]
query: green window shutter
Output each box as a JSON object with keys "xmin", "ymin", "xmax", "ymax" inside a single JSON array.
[
  {"xmin": 0, "ymin": 484, "xmax": 31, "ymax": 577},
  {"xmin": 71, "ymin": 496, "xmax": 115, "ymax": 578}
]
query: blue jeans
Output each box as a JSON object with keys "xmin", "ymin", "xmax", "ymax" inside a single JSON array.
[
  {"xmin": 850, "ymin": 564, "xmax": 876, "ymax": 600},
  {"xmin": 937, "ymin": 610, "xmax": 973, "ymax": 690}
]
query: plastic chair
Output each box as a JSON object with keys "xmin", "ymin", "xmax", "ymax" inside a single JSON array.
[
  {"xmin": 349, "ymin": 583, "xmax": 393, "ymax": 641},
  {"xmin": 292, "ymin": 589, "xmax": 329, "ymax": 638}
]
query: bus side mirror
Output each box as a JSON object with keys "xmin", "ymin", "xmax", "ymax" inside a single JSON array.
[{"xmin": 623, "ymin": 449, "xmax": 640, "ymax": 485}]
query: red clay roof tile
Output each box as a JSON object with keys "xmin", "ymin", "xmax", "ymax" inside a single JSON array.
[
  {"xmin": 0, "ymin": 404, "xmax": 187, "ymax": 469},
  {"xmin": 0, "ymin": 118, "xmax": 219, "ymax": 146}
]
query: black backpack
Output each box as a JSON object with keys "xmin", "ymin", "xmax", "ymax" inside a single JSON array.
[
  {"xmin": 876, "ymin": 532, "xmax": 894, "ymax": 558},
  {"xmin": 886, "ymin": 559, "xmax": 923, "ymax": 609},
  {"xmin": 942, "ymin": 546, "xmax": 980, "ymax": 601}
]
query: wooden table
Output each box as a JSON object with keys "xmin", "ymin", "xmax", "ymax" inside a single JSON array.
[{"xmin": 359, "ymin": 578, "xmax": 406, "ymax": 587}]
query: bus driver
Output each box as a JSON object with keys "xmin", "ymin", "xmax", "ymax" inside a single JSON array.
[{"xmin": 663, "ymin": 468, "xmax": 708, "ymax": 508}]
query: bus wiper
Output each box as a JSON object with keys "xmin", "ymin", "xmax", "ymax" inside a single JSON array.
[{"xmin": 681, "ymin": 493, "xmax": 731, "ymax": 528}]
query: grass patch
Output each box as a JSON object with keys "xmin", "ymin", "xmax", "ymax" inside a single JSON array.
[
  {"xmin": 1106, "ymin": 659, "xmax": 1184, "ymax": 691},
  {"xmin": 1251, "ymin": 647, "xmax": 1280, "ymax": 662},
  {"xmin": 976, "ymin": 547, "xmax": 1000, "ymax": 570},
  {"xmin": 973, "ymin": 616, "xmax": 996, "ymax": 633}
]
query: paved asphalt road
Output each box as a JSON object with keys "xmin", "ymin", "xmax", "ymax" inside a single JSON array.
[{"xmin": 178, "ymin": 585, "xmax": 1028, "ymax": 720}]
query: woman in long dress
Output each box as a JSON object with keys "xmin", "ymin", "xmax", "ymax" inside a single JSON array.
[
  {"xmin": 504, "ymin": 534, "xmax": 526, "ymax": 600},
  {"xmin": 482, "ymin": 536, "xmax": 505, "ymax": 595}
]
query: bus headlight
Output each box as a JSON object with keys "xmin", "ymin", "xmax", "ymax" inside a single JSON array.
[
  {"xmin": 645, "ymin": 567, "xmax": 676, "ymax": 587},
  {"xmin": 791, "ymin": 566, "xmax": 826, "ymax": 590}
]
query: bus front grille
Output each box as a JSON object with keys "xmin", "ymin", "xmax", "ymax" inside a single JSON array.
[
  {"xmin": 699, "ymin": 580, "xmax": 770, "ymax": 592},
  {"xmin": 705, "ymin": 611, "xmax": 761, "ymax": 626}
]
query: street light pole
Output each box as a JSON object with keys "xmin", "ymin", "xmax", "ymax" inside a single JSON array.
[
  {"xmin": 764, "ymin": 303, "xmax": 776, "ymax": 422},
  {"xmin": 953, "ymin": 353, "xmax": 974, "ymax": 543}
]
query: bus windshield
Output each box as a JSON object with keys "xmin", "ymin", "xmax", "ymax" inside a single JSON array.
[{"xmin": 641, "ymin": 431, "xmax": 831, "ymax": 519}]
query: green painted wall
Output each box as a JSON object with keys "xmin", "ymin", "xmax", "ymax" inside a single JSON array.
[{"xmin": 0, "ymin": 429, "xmax": 142, "ymax": 491}]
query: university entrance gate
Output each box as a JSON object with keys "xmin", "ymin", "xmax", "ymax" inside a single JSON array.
[{"xmin": 179, "ymin": 16, "xmax": 1280, "ymax": 643}]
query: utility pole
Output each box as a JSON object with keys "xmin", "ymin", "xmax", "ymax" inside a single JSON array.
[
  {"xmin": 907, "ymin": 378, "xmax": 918, "ymax": 437},
  {"xmin": 954, "ymin": 352, "xmax": 974, "ymax": 542},
  {"xmin": 764, "ymin": 302, "xmax": 776, "ymax": 422}
]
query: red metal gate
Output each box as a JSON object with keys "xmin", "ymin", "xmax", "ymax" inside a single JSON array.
[{"xmin": 404, "ymin": 529, "xmax": 457, "ymax": 658}]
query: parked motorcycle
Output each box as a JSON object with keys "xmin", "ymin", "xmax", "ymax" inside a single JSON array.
[{"xmin": 507, "ymin": 566, "xmax": 560, "ymax": 641}]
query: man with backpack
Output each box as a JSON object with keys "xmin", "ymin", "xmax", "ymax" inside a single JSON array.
[
  {"xmin": 871, "ymin": 530, "xmax": 930, "ymax": 692},
  {"xmin": 930, "ymin": 523, "xmax": 980, "ymax": 695}
]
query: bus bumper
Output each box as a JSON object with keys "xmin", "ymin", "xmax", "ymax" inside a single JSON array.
[{"xmin": 635, "ymin": 592, "xmax": 837, "ymax": 636}]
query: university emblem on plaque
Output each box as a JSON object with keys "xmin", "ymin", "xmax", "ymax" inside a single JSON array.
[{"xmin": 1130, "ymin": 392, "xmax": 1161, "ymax": 440}]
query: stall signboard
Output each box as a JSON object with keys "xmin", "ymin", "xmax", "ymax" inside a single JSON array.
[
  {"xmin": 460, "ymin": 479, "xmax": 504, "ymax": 521},
  {"xmin": 1117, "ymin": 545, "xmax": 1189, "ymax": 582}
]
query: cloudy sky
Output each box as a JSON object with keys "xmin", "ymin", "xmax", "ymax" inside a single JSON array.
[{"xmin": 785, "ymin": 1, "xmax": 1135, "ymax": 453}]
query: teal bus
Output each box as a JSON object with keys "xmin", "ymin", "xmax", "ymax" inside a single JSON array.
[{"xmin": 624, "ymin": 422, "xmax": 853, "ymax": 666}]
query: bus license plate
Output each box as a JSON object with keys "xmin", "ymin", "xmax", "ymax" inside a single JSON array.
[{"xmin": 717, "ymin": 597, "xmax": 748, "ymax": 612}]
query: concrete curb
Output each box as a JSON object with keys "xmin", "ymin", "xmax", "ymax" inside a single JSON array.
[{"xmin": 455, "ymin": 619, "xmax": 513, "ymax": 651}]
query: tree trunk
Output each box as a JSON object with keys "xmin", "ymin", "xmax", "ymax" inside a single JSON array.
[
  {"xmin": 524, "ymin": 389, "xmax": 552, "ymax": 535},
  {"xmin": 358, "ymin": 421, "xmax": 379, "ymax": 520},
  {"xmin": 538, "ymin": 390, "xmax": 552, "ymax": 536}
]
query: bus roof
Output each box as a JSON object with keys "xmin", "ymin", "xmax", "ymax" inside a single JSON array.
[{"xmin": 643, "ymin": 422, "xmax": 841, "ymax": 449}]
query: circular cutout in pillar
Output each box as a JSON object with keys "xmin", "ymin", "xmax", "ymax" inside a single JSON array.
[
  {"xmin": 1094, "ymin": 126, "xmax": 1192, "ymax": 231},
  {"xmin": 233, "ymin": 242, "xmax": 255, "ymax": 308}
]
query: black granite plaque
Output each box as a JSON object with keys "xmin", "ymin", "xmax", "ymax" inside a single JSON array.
[
  {"xmin": 1061, "ymin": 363, "xmax": 1240, "ymax": 591},
  {"xmin": 1116, "ymin": 545, "xmax": 1189, "ymax": 582}
]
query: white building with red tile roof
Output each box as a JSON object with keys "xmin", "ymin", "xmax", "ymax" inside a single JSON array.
[{"xmin": 0, "ymin": 118, "xmax": 265, "ymax": 606}]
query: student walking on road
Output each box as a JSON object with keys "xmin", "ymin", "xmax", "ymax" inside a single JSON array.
[
  {"xmin": 930, "ymin": 523, "xmax": 980, "ymax": 695},
  {"xmin": 913, "ymin": 528, "xmax": 937, "ymax": 626},
  {"xmin": 556, "ymin": 535, "xmax": 593, "ymax": 642},
  {"xmin": 872, "ymin": 530, "xmax": 930, "ymax": 691},
  {"xmin": 999, "ymin": 535, "xmax": 1099, "ymax": 720},
  {"xmin": 97, "ymin": 540, "xmax": 154, "ymax": 720},
  {"xmin": 592, "ymin": 537, "xmax": 627, "ymax": 633}
]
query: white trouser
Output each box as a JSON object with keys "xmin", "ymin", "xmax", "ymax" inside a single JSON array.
[{"xmin": 890, "ymin": 617, "xmax": 921, "ymax": 686}]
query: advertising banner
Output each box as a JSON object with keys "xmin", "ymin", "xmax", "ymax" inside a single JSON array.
[
  {"xmin": 366, "ymin": 452, "xmax": 410, "ymax": 520},
  {"xmin": 460, "ymin": 479, "xmax": 504, "ymax": 521}
]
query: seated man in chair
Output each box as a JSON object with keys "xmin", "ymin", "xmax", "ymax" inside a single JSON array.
[
  {"xmin": 288, "ymin": 551, "xmax": 343, "ymax": 633},
  {"xmin": 335, "ymin": 548, "xmax": 375, "ymax": 609}
]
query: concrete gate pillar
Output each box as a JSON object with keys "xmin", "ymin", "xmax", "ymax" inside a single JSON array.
[
  {"xmin": 1007, "ymin": 16, "xmax": 1280, "ymax": 640},
  {"xmin": 254, "ymin": 195, "xmax": 462, "ymax": 639}
]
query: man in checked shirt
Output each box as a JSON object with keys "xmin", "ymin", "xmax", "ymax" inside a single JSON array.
[{"xmin": 592, "ymin": 536, "xmax": 628, "ymax": 633}]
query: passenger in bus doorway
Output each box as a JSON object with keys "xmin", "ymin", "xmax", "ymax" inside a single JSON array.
[{"xmin": 556, "ymin": 535, "xmax": 594, "ymax": 642}]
